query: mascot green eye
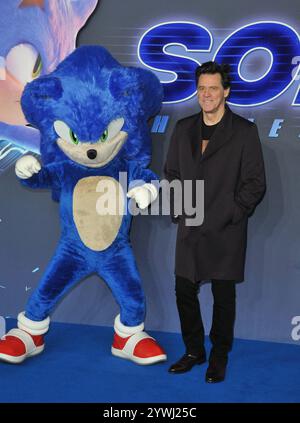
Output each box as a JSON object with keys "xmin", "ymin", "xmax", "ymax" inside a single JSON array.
[
  {"xmin": 69, "ymin": 129, "xmax": 79, "ymax": 145},
  {"xmin": 97, "ymin": 118, "xmax": 125, "ymax": 144},
  {"xmin": 54, "ymin": 120, "xmax": 80, "ymax": 146},
  {"xmin": 100, "ymin": 129, "xmax": 108, "ymax": 142},
  {"xmin": 32, "ymin": 54, "xmax": 42, "ymax": 79}
]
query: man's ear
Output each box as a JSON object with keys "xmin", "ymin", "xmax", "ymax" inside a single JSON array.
[{"xmin": 224, "ymin": 87, "xmax": 230, "ymax": 99}]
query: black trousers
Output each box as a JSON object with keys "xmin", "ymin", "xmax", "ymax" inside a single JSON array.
[{"xmin": 175, "ymin": 276, "xmax": 236, "ymax": 364}]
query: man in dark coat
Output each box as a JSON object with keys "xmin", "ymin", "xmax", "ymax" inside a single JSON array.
[{"xmin": 164, "ymin": 61, "xmax": 266, "ymax": 383}]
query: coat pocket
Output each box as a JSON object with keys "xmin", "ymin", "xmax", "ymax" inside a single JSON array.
[{"xmin": 231, "ymin": 202, "xmax": 246, "ymax": 225}]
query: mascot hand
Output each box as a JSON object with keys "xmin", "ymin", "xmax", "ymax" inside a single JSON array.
[
  {"xmin": 127, "ymin": 183, "xmax": 158, "ymax": 209},
  {"xmin": 15, "ymin": 155, "xmax": 41, "ymax": 179}
]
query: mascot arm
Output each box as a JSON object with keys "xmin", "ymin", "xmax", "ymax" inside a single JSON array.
[
  {"xmin": 127, "ymin": 162, "xmax": 159, "ymax": 209},
  {"xmin": 15, "ymin": 155, "xmax": 62, "ymax": 190},
  {"xmin": 128, "ymin": 161, "xmax": 159, "ymax": 184}
]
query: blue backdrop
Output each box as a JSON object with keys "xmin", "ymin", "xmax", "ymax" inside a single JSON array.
[{"xmin": 0, "ymin": 0, "xmax": 300, "ymax": 345}]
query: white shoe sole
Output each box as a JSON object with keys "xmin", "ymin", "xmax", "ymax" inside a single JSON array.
[
  {"xmin": 111, "ymin": 346, "xmax": 167, "ymax": 365},
  {"xmin": 0, "ymin": 344, "xmax": 45, "ymax": 364}
]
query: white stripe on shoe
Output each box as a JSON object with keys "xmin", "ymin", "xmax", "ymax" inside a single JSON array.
[{"xmin": 111, "ymin": 331, "xmax": 167, "ymax": 365}]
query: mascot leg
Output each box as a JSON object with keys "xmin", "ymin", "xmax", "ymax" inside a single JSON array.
[
  {"xmin": 0, "ymin": 241, "xmax": 90, "ymax": 364},
  {"xmin": 98, "ymin": 243, "xmax": 167, "ymax": 365}
]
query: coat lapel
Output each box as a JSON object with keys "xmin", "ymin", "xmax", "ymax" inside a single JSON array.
[{"xmin": 186, "ymin": 113, "xmax": 202, "ymax": 163}]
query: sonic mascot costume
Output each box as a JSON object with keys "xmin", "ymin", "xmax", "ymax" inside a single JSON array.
[{"xmin": 0, "ymin": 46, "xmax": 167, "ymax": 365}]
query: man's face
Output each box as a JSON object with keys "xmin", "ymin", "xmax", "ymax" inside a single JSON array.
[{"xmin": 197, "ymin": 73, "xmax": 230, "ymax": 114}]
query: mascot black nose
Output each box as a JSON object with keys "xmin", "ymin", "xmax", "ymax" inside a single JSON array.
[{"xmin": 87, "ymin": 149, "xmax": 97, "ymax": 160}]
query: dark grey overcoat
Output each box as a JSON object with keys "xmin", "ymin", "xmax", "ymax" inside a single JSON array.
[{"xmin": 164, "ymin": 106, "xmax": 266, "ymax": 282}]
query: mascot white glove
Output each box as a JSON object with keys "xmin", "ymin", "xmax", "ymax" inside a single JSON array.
[
  {"xmin": 127, "ymin": 183, "xmax": 158, "ymax": 209},
  {"xmin": 15, "ymin": 155, "xmax": 41, "ymax": 179}
]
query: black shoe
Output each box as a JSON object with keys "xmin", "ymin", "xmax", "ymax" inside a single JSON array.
[
  {"xmin": 168, "ymin": 353, "xmax": 206, "ymax": 374},
  {"xmin": 205, "ymin": 361, "xmax": 227, "ymax": 383}
]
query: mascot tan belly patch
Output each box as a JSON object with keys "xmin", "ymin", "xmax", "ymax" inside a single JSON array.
[{"xmin": 73, "ymin": 176, "xmax": 124, "ymax": 251}]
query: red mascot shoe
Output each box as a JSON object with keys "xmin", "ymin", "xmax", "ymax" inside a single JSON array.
[
  {"xmin": 111, "ymin": 314, "xmax": 167, "ymax": 365},
  {"xmin": 0, "ymin": 312, "xmax": 49, "ymax": 364},
  {"xmin": 0, "ymin": 329, "xmax": 44, "ymax": 364}
]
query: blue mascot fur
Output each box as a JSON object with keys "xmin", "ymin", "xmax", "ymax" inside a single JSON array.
[{"xmin": 0, "ymin": 45, "xmax": 167, "ymax": 365}]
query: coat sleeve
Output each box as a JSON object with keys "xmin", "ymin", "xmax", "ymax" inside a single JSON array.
[
  {"xmin": 233, "ymin": 123, "xmax": 266, "ymax": 223},
  {"xmin": 164, "ymin": 122, "xmax": 181, "ymax": 223},
  {"xmin": 164, "ymin": 122, "xmax": 180, "ymax": 182}
]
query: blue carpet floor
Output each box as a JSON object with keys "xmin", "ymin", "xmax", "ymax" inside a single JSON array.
[{"xmin": 0, "ymin": 320, "xmax": 299, "ymax": 403}]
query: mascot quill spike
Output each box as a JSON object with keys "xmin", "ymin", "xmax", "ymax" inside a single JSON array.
[{"xmin": 0, "ymin": 46, "xmax": 167, "ymax": 365}]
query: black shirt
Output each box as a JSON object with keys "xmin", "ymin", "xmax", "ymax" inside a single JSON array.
[
  {"xmin": 202, "ymin": 118, "xmax": 219, "ymax": 140},
  {"xmin": 196, "ymin": 118, "xmax": 220, "ymax": 158}
]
